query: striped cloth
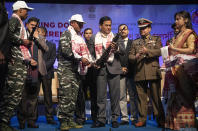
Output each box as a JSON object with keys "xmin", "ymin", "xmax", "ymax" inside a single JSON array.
[
  {"xmin": 95, "ymin": 31, "xmax": 114, "ymax": 63},
  {"xmin": 68, "ymin": 25, "xmax": 93, "ymax": 75}
]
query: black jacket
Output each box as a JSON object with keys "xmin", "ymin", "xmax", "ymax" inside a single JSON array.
[
  {"xmin": 118, "ymin": 38, "xmax": 134, "ymax": 78},
  {"xmin": 0, "ymin": 3, "xmax": 10, "ymax": 58},
  {"xmin": 43, "ymin": 41, "xmax": 56, "ymax": 79}
]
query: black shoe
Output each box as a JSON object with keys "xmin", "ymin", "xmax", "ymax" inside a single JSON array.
[
  {"xmin": 112, "ymin": 121, "xmax": 119, "ymax": 128},
  {"xmin": 91, "ymin": 122, "xmax": 97, "ymax": 128},
  {"xmin": 47, "ymin": 119, "xmax": 57, "ymax": 125},
  {"xmin": 131, "ymin": 120, "xmax": 138, "ymax": 125},
  {"xmin": 27, "ymin": 123, "xmax": 39, "ymax": 128},
  {"xmin": 91, "ymin": 122, "xmax": 105, "ymax": 128},
  {"xmin": 76, "ymin": 120, "xmax": 85, "ymax": 125},
  {"xmin": 157, "ymin": 122, "xmax": 165, "ymax": 128},
  {"xmin": 19, "ymin": 122, "xmax": 25, "ymax": 129},
  {"xmin": 120, "ymin": 120, "xmax": 129, "ymax": 125}
]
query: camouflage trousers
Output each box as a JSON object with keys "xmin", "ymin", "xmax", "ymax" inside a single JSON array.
[
  {"xmin": 0, "ymin": 61, "xmax": 27, "ymax": 123},
  {"xmin": 57, "ymin": 63, "xmax": 79, "ymax": 122}
]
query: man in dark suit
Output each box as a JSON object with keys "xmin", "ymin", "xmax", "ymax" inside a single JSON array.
[
  {"xmin": 128, "ymin": 18, "xmax": 165, "ymax": 128},
  {"xmin": 118, "ymin": 24, "xmax": 138, "ymax": 125},
  {"xmin": 38, "ymin": 26, "xmax": 57, "ymax": 125},
  {"xmin": 92, "ymin": 16, "xmax": 123, "ymax": 128}
]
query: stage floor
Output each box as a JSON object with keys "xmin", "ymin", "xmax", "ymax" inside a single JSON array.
[{"xmin": 10, "ymin": 115, "xmax": 167, "ymax": 131}]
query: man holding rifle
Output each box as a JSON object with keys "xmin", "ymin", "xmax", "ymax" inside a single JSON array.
[
  {"xmin": 17, "ymin": 17, "xmax": 48, "ymax": 129},
  {"xmin": 92, "ymin": 16, "xmax": 124, "ymax": 128}
]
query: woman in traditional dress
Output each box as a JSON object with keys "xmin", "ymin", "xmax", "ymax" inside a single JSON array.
[{"xmin": 164, "ymin": 10, "xmax": 197, "ymax": 130}]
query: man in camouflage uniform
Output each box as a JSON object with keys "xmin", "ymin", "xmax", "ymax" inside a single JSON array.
[
  {"xmin": 0, "ymin": 1, "xmax": 34, "ymax": 131},
  {"xmin": 57, "ymin": 14, "xmax": 90, "ymax": 131}
]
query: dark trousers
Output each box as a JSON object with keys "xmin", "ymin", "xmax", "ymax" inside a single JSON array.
[
  {"xmin": 135, "ymin": 80, "xmax": 165, "ymax": 123},
  {"xmin": 127, "ymin": 77, "xmax": 138, "ymax": 120},
  {"xmin": 75, "ymin": 67, "xmax": 97, "ymax": 123},
  {"xmin": 0, "ymin": 63, "xmax": 7, "ymax": 119},
  {"xmin": 39, "ymin": 76, "xmax": 54, "ymax": 120},
  {"xmin": 97, "ymin": 67, "xmax": 120, "ymax": 124},
  {"xmin": 0, "ymin": 63, "xmax": 7, "ymax": 90},
  {"xmin": 17, "ymin": 79, "xmax": 40, "ymax": 124},
  {"xmin": 75, "ymin": 78, "xmax": 86, "ymax": 122}
]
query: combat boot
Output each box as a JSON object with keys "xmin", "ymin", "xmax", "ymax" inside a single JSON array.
[
  {"xmin": 60, "ymin": 121, "xmax": 70, "ymax": 131},
  {"xmin": 68, "ymin": 121, "xmax": 83, "ymax": 129},
  {"xmin": 0, "ymin": 122, "xmax": 19, "ymax": 131}
]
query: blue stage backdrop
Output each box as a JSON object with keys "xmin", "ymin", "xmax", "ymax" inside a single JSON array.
[{"xmin": 5, "ymin": 2, "xmax": 198, "ymax": 68}]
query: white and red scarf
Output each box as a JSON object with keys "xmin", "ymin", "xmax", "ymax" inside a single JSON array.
[
  {"xmin": 68, "ymin": 26, "xmax": 93, "ymax": 75},
  {"xmin": 12, "ymin": 13, "xmax": 31, "ymax": 60},
  {"xmin": 95, "ymin": 31, "xmax": 114, "ymax": 63}
]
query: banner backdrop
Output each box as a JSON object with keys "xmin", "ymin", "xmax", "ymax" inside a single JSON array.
[{"xmin": 5, "ymin": 2, "xmax": 198, "ymax": 68}]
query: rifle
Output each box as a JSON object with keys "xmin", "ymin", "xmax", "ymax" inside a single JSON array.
[
  {"xmin": 28, "ymin": 19, "xmax": 40, "ymax": 41},
  {"xmin": 95, "ymin": 27, "xmax": 126, "ymax": 66}
]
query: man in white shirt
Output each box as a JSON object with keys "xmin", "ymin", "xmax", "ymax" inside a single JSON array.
[
  {"xmin": 118, "ymin": 24, "xmax": 138, "ymax": 125},
  {"xmin": 93, "ymin": 16, "xmax": 123, "ymax": 128}
]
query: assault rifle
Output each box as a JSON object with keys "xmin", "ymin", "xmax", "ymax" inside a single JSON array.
[
  {"xmin": 28, "ymin": 19, "xmax": 40, "ymax": 41},
  {"xmin": 95, "ymin": 27, "xmax": 126, "ymax": 66}
]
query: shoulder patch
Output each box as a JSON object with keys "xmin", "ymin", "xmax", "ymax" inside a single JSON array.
[{"xmin": 133, "ymin": 38, "xmax": 140, "ymax": 42}]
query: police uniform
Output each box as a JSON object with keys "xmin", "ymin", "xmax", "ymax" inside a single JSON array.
[{"xmin": 128, "ymin": 18, "xmax": 165, "ymax": 127}]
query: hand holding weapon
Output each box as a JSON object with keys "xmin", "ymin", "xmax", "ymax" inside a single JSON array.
[
  {"xmin": 28, "ymin": 19, "xmax": 40, "ymax": 41},
  {"xmin": 95, "ymin": 27, "xmax": 126, "ymax": 67}
]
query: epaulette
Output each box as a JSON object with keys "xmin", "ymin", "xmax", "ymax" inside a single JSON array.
[{"xmin": 133, "ymin": 37, "xmax": 141, "ymax": 42}]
